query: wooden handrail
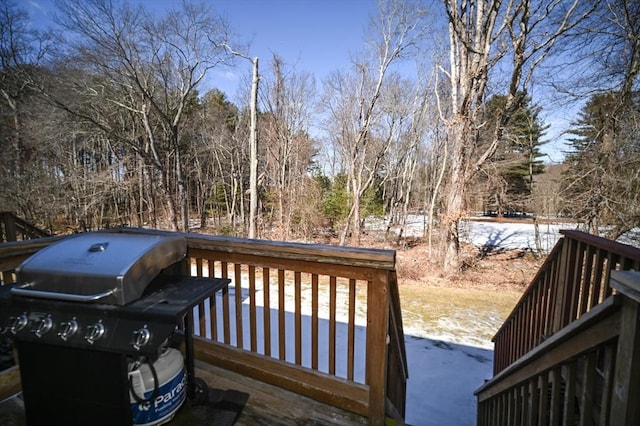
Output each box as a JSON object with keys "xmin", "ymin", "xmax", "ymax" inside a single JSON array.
[
  {"xmin": 492, "ymin": 230, "xmax": 640, "ymax": 374},
  {"xmin": 477, "ymin": 270, "xmax": 640, "ymax": 425},
  {"xmin": 0, "ymin": 228, "xmax": 407, "ymax": 425},
  {"xmin": 0, "ymin": 212, "xmax": 49, "ymax": 242},
  {"xmin": 476, "ymin": 298, "xmax": 621, "ymax": 425}
]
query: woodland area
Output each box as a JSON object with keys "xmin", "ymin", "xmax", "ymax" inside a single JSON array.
[{"xmin": 0, "ymin": 0, "xmax": 638, "ymax": 271}]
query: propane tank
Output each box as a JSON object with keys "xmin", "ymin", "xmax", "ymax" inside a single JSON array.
[{"xmin": 129, "ymin": 347, "xmax": 187, "ymax": 426}]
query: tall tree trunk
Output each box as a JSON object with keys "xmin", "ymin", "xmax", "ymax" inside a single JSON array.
[
  {"xmin": 442, "ymin": 117, "xmax": 469, "ymax": 271},
  {"xmin": 173, "ymin": 128, "xmax": 189, "ymax": 232},
  {"xmin": 248, "ymin": 57, "xmax": 259, "ymax": 238},
  {"xmin": 427, "ymin": 136, "xmax": 447, "ymax": 260}
]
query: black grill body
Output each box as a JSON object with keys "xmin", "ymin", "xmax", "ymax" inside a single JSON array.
[{"xmin": 0, "ymin": 232, "xmax": 229, "ymax": 426}]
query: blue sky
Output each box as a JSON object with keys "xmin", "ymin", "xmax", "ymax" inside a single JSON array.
[
  {"xmin": 26, "ymin": 0, "xmax": 569, "ymax": 161},
  {"xmin": 210, "ymin": 0, "xmax": 378, "ymax": 97},
  {"xmin": 27, "ymin": 0, "xmax": 378, "ymax": 99}
]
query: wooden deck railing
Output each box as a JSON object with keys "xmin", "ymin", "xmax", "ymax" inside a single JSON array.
[
  {"xmin": 492, "ymin": 230, "xmax": 640, "ymax": 375},
  {"xmin": 0, "ymin": 228, "xmax": 408, "ymax": 425}
]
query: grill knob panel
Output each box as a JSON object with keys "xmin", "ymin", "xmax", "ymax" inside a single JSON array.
[
  {"xmin": 58, "ymin": 319, "xmax": 79, "ymax": 341},
  {"xmin": 33, "ymin": 316, "xmax": 53, "ymax": 337},
  {"xmin": 132, "ymin": 326, "xmax": 151, "ymax": 350},
  {"xmin": 9, "ymin": 314, "xmax": 29, "ymax": 334},
  {"xmin": 85, "ymin": 321, "xmax": 105, "ymax": 344}
]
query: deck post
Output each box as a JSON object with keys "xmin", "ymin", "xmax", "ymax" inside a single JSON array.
[
  {"xmin": 609, "ymin": 271, "xmax": 640, "ymax": 426},
  {"xmin": 2, "ymin": 213, "xmax": 17, "ymax": 242},
  {"xmin": 366, "ymin": 270, "xmax": 390, "ymax": 425}
]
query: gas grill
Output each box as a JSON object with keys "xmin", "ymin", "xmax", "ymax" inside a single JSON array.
[{"xmin": 0, "ymin": 232, "xmax": 229, "ymax": 426}]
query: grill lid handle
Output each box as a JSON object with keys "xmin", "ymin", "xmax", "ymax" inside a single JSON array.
[{"xmin": 11, "ymin": 286, "xmax": 117, "ymax": 302}]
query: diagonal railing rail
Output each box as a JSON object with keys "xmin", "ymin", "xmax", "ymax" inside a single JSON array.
[{"xmin": 0, "ymin": 212, "xmax": 50, "ymax": 243}]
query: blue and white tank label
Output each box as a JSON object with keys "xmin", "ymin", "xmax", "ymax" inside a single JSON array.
[{"xmin": 131, "ymin": 367, "xmax": 187, "ymax": 426}]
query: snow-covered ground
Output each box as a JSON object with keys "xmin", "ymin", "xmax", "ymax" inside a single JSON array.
[{"xmin": 383, "ymin": 214, "xmax": 639, "ymax": 250}]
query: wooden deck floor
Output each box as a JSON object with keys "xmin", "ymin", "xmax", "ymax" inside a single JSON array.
[
  {"xmin": 186, "ymin": 360, "xmax": 368, "ymax": 425},
  {"xmin": 0, "ymin": 361, "xmax": 368, "ymax": 426}
]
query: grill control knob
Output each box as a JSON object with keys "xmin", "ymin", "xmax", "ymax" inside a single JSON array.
[
  {"xmin": 85, "ymin": 321, "xmax": 105, "ymax": 344},
  {"xmin": 9, "ymin": 314, "xmax": 28, "ymax": 334},
  {"xmin": 33, "ymin": 316, "xmax": 54, "ymax": 337},
  {"xmin": 132, "ymin": 326, "xmax": 152, "ymax": 350},
  {"xmin": 58, "ymin": 319, "xmax": 79, "ymax": 341}
]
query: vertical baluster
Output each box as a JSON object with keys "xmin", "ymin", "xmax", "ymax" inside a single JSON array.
[
  {"xmin": 196, "ymin": 258, "xmax": 206, "ymax": 337},
  {"xmin": 509, "ymin": 317, "xmax": 516, "ymax": 366},
  {"xmin": 234, "ymin": 263, "xmax": 244, "ymax": 349},
  {"xmin": 515, "ymin": 308, "xmax": 522, "ymax": 359},
  {"xmin": 578, "ymin": 246, "xmax": 596, "ymax": 318},
  {"xmin": 329, "ymin": 275, "xmax": 337, "ymax": 375},
  {"xmin": 197, "ymin": 300, "xmax": 206, "ymax": 338},
  {"xmin": 311, "ymin": 273, "xmax": 319, "ymax": 370},
  {"xmin": 590, "ymin": 249, "xmax": 606, "ymax": 309},
  {"xmin": 221, "ymin": 261, "xmax": 230, "ymax": 344},
  {"xmin": 551, "ymin": 238, "xmax": 570, "ymax": 333},
  {"xmin": 263, "ymin": 267, "xmax": 271, "ymax": 357},
  {"xmin": 560, "ymin": 238, "xmax": 580, "ymax": 328},
  {"xmin": 563, "ymin": 362, "xmax": 577, "ymax": 426},
  {"xmin": 599, "ymin": 343, "xmax": 615, "ymax": 424},
  {"xmin": 538, "ymin": 372, "xmax": 549, "ymax": 426},
  {"xmin": 579, "ymin": 352, "xmax": 596, "ymax": 426},
  {"xmin": 523, "ymin": 291, "xmax": 531, "ymax": 355},
  {"xmin": 498, "ymin": 391, "xmax": 506, "ymax": 426},
  {"xmin": 249, "ymin": 265, "xmax": 257, "ymax": 352},
  {"xmin": 567, "ymin": 242, "xmax": 586, "ymax": 322},
  {"xmin": 512, "ymin": 385, "xmax": 521, "ymax": 426},
  {"xmin": 295, "ymin": 271, "xmax": 302, "ymax": 365},
  {"xmin": 347, "ymin": 278, "xmax": 356, "ymax": 380},
  {"xmin": 542, "ymin": 262, "xmax": 553, "ymax": 338},
  {"xmin": 494, "ymin": 329, "xmax": 502, "ymax": 375},
  {"xmin": 195, "ymin": 257, "xmax": 203, "ymax": 277},
  {"xmin": 278, "ymin": 269, "xmax": 286, "ymax": 360},
  {"xmin": 601, "ymin": 252, "xmax": 619, "ymax": 303},
  {"xmin": 208, "ymin": 259, "xmax": 218, "ymax": 341},
  {"xmin": 531, "ymin": 281, "xmax": 541, "ymax": 349},
  {"xmin": 550, "ymin": 368, "xmax": 563, "ymax": 426},
  {"xmin": 529, "ymin": 376, "xmax": 539, "ymax": 426}
]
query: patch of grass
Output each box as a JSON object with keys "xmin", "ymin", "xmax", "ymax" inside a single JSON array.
[{"xmin": 398, "ymin": 285, "xmax": 522, "ymax": 346}]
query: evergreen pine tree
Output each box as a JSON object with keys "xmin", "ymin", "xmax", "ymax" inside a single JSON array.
[{"xmin": 477, "ymin": 94, "xmax": 547, "ymax": 217}]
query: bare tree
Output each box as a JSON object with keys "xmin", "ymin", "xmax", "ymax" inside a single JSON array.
[
  {"xmin": 439, "ymin": 0, "xmax": 593, "ymax": 271},
  {"xmin": 52, "ymin": 0, "xmax": 235, "ymax": 231},
  {"xmin": 323, "ymin": 0, "xmax": 428, "ymax": 246},
  {"xmin": 0, "ymin": 0, "xmax": 56, "ymax": 224},
  {"xmin": 379, "ymin": 73, "xmax": 430, "ymax": 245},
  {"xmin": 261, "ymin": 54, "xmax": 316, "ymax": 240}
]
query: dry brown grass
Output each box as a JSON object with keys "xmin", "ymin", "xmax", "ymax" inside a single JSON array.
[{"xmin": 382, "ymin": 238, "xmax": 545, "ymax": 345}]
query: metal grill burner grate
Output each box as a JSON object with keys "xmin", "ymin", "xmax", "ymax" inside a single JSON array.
[{"xmin": 0, "ymin": 232, "xmax": 229, "ymax": 426}]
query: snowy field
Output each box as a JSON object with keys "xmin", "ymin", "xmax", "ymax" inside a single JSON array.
[
  {"xmin": 196, "ymin": 219, "xmax": 638, "ymax": 426},
  {"xmin": 385, "ymin": 214, "xmax": 639, "ymax": 250}
]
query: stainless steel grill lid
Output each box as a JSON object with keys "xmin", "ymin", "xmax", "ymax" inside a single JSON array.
[{"xmin": 13, "ymin": 232, "xmax": 187, "ymax": 305}]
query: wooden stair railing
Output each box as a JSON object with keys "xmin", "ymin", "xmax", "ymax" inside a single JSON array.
[
  {"xmin": 0, "ymin": 228, "xmax": 408, "ymax": 425},
  {"xmin": 492, "ymin": 230, "xmax": 640, "ymax": 375},
  {"xmin": 0, "ymin": 212, "xmax": 50, "ymax": 243},
  {"xmin": 477, "ymin": 229, "xmax": 640, "ymax": 426},
  {"xmin": 476, "ymin": 270, "xmax": 640, "ymax": 426}
]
